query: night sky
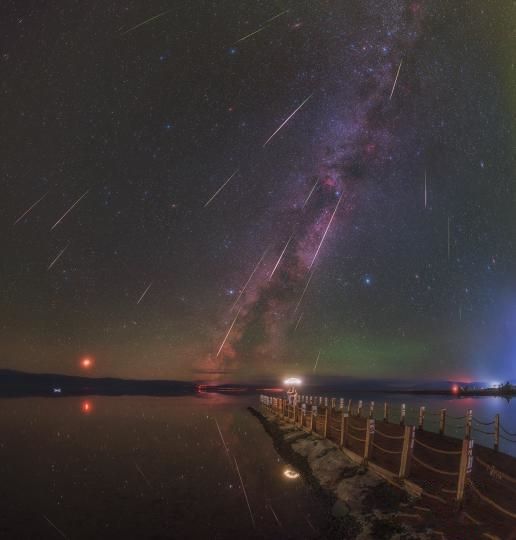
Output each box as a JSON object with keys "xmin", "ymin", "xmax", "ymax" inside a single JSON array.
[{"xmin": 1, "ymin": 1, "xmax": 514, "ymax": 383}]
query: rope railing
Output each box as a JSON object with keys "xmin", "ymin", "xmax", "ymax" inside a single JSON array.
[
  {"xmin": 347, "ymin": 432, "xmax": 366, "ymax": 444},
  {"xmin": 473, "ymin": 417, "xmax": 495, "ymax": 426},
  {"xmin": 412, "ymin": 455, "xmax": 459, "ymax": 476},
  {"xmin": 475, "ymin": 456, "xmax": 516, "ymax": 484},
  {"xmin": 348, "ymin": 423, "xmax": 367, "ymax": 432},
  {"xmin": 499, "ymin": 433, "xmax": 516, "ymax": 444},
  {"xmin": 467, "ymin": 479, "xmax": 516, "ymax": 520},
  {"xmin": 375, "ymin": 429, "xmax": 405, "ymax": 440},
  {"xmin": 472, "ymin": 427, "xmax": 495, "ymax": 436},
  {"xmin": 500, "ymin": 424, "xmax": 516, "ymax": 437},
  {"xmin": 414, "ymin": 438, "xmax": 462, "ymax": 456},
  {"xmin": 372, "ymin": 442, "xmax": 402, "ymax": 455},
  {"xmin": 447, "ymin": 415, "xmax": 466, "ymax": 420}
]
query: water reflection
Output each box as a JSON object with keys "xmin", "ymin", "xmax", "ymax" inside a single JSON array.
[{"xmin": 283, "ymin": 468, "xmax": 300, "ymax": 480}]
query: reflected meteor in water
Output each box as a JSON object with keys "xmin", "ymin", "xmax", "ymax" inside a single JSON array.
[
  {"xmin": 51, "ymin": 190, "xmax": 89, "ymax": 231},
  {"xmin": 269, "ymin": 233, "xmax": 293, "ymax": 281},
  {"xmin": 134, "ymin": 460, "xmax": 151, "ymax": 487},
  {"xmin": 234, "ymin": 456, "xmax": 256, "ymax": 528},
  {"xmin": 263, "ymin": 94, "xmax": 313, "ymax": 147},
  {"xmin": 47, "ymin": 243, "xmax": 70, "ymax": 271},
  {"xmin": 13, "ymin": 192, "xmax": 47, "ymax": 225},
  {"xmin": 42, "ymin": 515, "xmax": 68, "ymax": 539},
  {"xmin": 216, "ymin": 306, "xmax": 242, "ymax": 357},
  {"xmin": 231, "ymin": 246, "xmax": 269, "ymax": 311},
  {"xmin": 308, "ymin": 192, "xmax": 343, "ymax": 270},
  {"xmin": 204, "ymin": 169, "xmax": 239, "ymax": 208}
]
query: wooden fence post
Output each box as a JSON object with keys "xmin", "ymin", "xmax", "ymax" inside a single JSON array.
[
  {"xmin": 347, "ymin": 399, "xmax": 352, "ymax": 415},
  {"xmin": 439, "ymin": 408, "xmax": 446, "ymax": 435},
  {"xmin": 465, "ymin": 409, "xmax": 473, "ymax": 439},
  {"xmin": 331, "ymin": 397, "xmax": 336, "ymax": 410},
  {"xmin": 494, "ymin": 413, "xmax": 500, "ymax": 451},
  {"xmin": 340, "ymin": 412, "xmax": 348, "ymax": 447},
  {"xmin": 399, "ymin": 425, "xmax": 415, "ymax": 479},
  {"xmin": 383, "ymin": 402, "xmax": 389, "ymax": 423},
  {"xmin": 301, "ymin": 403, "xmax": 306, "ymax": 429},
  {"xmin": 357, "ymin": 400, "xmax": 363, "ymax": 417},
  {"xmin": 339, "ymin": 398, "xmax": 344, "ymax": 410},
  {"xmin": 309, "ymin": 406, "xmax": 314, "ymax": 432},
  {"xmin": 400, "ymin": 403, "xmax": 406, "ymax": 426},
  {"xmin": 369, "ymin": 401, "xmax": 375, "ymax": 418},
  {"xmin": 456, "ymin": 438, "xmax": 474, "ymax": 506},
  {"xmin": 323, "ymin": 407, "xmax": 329, "ymax": 438},
  {"xmin": 312, "ymin": 405, "xmax": 317, "ymax": 433},
  {"xmin": 364, "ymin": 418, "xmax": 375, "ymax": 463},
  {"xmin": 418, "ymin": 406, "xmax": 425, "ymax": 431}
]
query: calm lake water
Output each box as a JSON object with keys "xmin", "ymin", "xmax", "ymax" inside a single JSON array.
[
  {"xmin": 0, "ymin": 393, "xmax": 329, "ymax": 540},
  {"xmin": 1, "ymin": 392, "xmax": 515, "ymax": 539}
]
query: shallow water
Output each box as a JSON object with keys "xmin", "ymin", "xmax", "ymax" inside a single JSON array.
[{"xmin": 0, "ymin": 394, "xmax": 329, "ymax": 539}]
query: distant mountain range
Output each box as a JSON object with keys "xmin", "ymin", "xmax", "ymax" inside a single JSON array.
[
  {"xmin": 0, "ymin": 369, "xmax": 509, "ymax": 398},
  {"xmin": 0, "ymin": 369, "xmax": 195, "ymax": 397}
]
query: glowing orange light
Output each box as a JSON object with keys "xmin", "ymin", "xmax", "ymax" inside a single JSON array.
[
  {"xmin": 81, "ymin": 401, "xmax": 92, "ymax": 414},
  {"xmin": 80, "ymin": 357, "xmax": 93, "ymax": 369},
  {"xmin": 452, "ymin": 384, "xmax": 459, "ymax": 394}
]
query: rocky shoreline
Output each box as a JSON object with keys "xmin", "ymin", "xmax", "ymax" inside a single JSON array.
[{"xmin": 248, "ymin": 406, "xmax": 440, "ymax": 540}]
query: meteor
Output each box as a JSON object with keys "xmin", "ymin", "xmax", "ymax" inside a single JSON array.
[
  {"xmin": 268, "ymin": 233, "xmax": 294, "ymax": 281},
  {"xmin": 303, "ymin": 179, "xmax": 318, "ymax": 208},
  {"xmin": 137, "ymin": 282, "xmax": 153, "ymax": 304},
  {"xmin": 263, "ymin": 94, "xmax": 313, "ymax": 147},
  {"xmin": 424, "ymin": 169, "xmax": 427, "ymax": 209},
  {"xmin": 234, "ymin": 9, "xmax": 289, "ymax": 44},
  {"xmin": 133, "ymin": 461, "xmax": 151, "ymax": 488},
  {"xmin": 42, "ymin": 515, "xmax": 68, "ymax": 539},
  {"xmin": 313, "ymin": 350, "xmax": 321, "ymax": 373},
  {"xmin": 216, "ymin": 306, "xmax": 242, "ymax": 357},
  {"xmin": 13, "ymin": 192, "xmax": 47, "ymax": 225},
  {"xmin": 389, "ymin": 58, "xmax": 403, "ymax": 100},
  {"xmin": 47, "ymin": 243, "xmax": 70, "ymax": 271},
  {"xmin": 294, "ymin": 271, "xmax": 314, "ymax": 314},
  {"xmin": 121, "ymin": 8, "xmax": 174, "ymax": 36},
  {"xmin": 230, "ymin": 246, "xmax": 269, "ymax": 311},
  {"xmin": 234, "ymin": 456, "xmax": 256, "ymax": 528},
  {"xmin": 293, "ymin": 311, "xmax": 303, "ymax": 332},
  {"xmin": 204, "ymin": 169, "xmax": 239, "ymax": 208},
  {"xmin": 51, "ymin": 189, "xmax": 89, "ymax": 231},
  {"xmin": 308, "ymin": 192, "xmax": 343, "ymax": 270}
]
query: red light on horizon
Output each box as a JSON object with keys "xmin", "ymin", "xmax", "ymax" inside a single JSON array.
[
  {"xmin": 452, "ymin": 384, "xmax": 459, "ymax": 394},
  {"xmin": 80, "ymin": 357, "xmax": 93, "ymax": 369},
  {"xmin": 81, "ymin": 400, "xmax": 92, "ymax": 414}
]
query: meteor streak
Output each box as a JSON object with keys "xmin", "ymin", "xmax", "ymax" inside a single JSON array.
[
  {"xmin": 137, "ymin": 282, "xmax": 153, "ymax": 304},
  {"xmin": 263, "ymin": 94, "xmax": 313, "ymax": 147},
  {"xmin": 267, "ymin": 504, "xmax": 282, "ymax": 528},
  {"xmin": 47, "ymin": 243, "xmax": 70, "ymax": 271},
  {"xmin": 42, "ymin": 515, "xmax": 68, "ymax": 540},
  {"xmin": 216, "ymin": 306, "xmax": 242, "ymax": 357},
  {"xmin": 13, "ymin": 192, "xmax": 47, "ymax": 225},
  {"xmin": 51, "ymin": 190, "xmax": 89, "ymax": 231},
  {"xmin": 203, "ymin": 169, "xmax": 239, "ymax": 207},
  {"xmin": 294, "ymin": 311, "xmax": 303, "ymax": 332},
  {"xmin": 121, "ymin": 8, "xmax": 174, "ymax": 36},
  {"xmin": 308, "ymin": 192, "xmax": 343, "ymax": 270},
  {"xmin": 313, "ymin": 350, "xmax": 321, "ymax": 373},
  {"xmin": 134, "ymin": 461, "xmax": 151, "ymax": 487},
  {"xmin": 294, "ymin": 271, "xmax": 314, "ymax": 314},
  {"xmin": 268, "ymin": 233, "xmax": 294, "ymax": 281},
  {"xmin": 264, "ymin": 9, "xmax": 290, "ymax": 23},
  {"xmin": 234, "ymin": 456, "xmax": 255, "ymax": 528},
  {"xmin": 303, "ymin": 179, "xmax": 318, "ymax": 208},
  {"xmin": 214, "ymin": 418, "xmax": 230, "ymax": 454},
  {"xmin": 234, "ymin": 9, "xmax": 289, "ymax": 44},
  {"xmin": 389, "ymin": 58, "xmax": 403, "ymax": 100},
  {"xmin": 424, "ymin": 169, "xmax": 427, "ymax": 209},
  {"xmin": 230, "ymin": 246, "xmax": 269, "ymax": 311}
]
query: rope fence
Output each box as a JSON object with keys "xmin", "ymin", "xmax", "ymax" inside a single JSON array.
[
  {"xmin": 412, "ymin": 455, "xmax": 459, "ymax": 476},
  {"xmin": 414, "ymin": 438, "xmax": 462, "ymax": 456},
  {"xmin": 372, "ymin": 442, "xmax": 402, "ymax": 455}
]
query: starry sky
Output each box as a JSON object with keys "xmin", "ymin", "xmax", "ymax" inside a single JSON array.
[{"xmin": 1, "ymin": 1, "xmax": 514, "ymax": 383}]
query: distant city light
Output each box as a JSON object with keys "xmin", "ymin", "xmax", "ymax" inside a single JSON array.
[
  {"xmin": 451, "ymin": 384, "xmax": 459, "ymax": 394},
  {"xmin": 283, "ymin": 468, "xmax": 300, "ymax": 479},
  {"xmin": 283, "ymin": 377, "xmax": 302, "ymax": 386}
]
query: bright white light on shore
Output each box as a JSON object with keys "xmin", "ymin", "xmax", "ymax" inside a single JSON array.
[
  {"xmin": 283, "ymin": 377, "xmax": 302, "ymax": 386},
  {"xmin": 283, "ymin": 468, "xmax": 300, "ymax": 480}
]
